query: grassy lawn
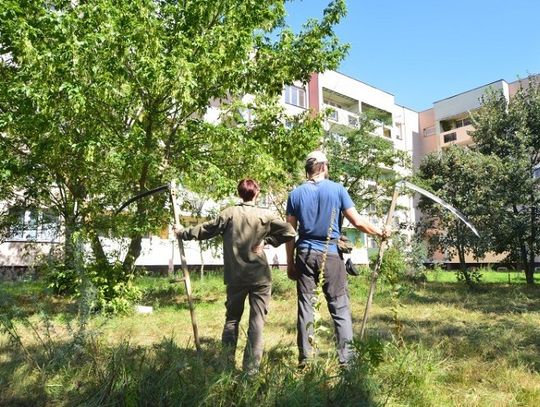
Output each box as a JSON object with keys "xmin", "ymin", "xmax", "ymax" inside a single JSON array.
[
  {"xmin": 428, "ymin": 269, "xmax": 540, "ymax": 284},
  {"xmin": 1, "ymin": 269, "xmax": 539, "ymax": 406}
]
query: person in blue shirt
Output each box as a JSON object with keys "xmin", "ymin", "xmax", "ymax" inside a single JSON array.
[{"xmin": 286, "ymin": 150, "xmax": 388, "ymax": 367}]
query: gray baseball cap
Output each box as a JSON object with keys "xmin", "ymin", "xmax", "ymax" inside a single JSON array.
[{"xmin": 305, "ymin": 150, "xmax": 328, "ymax": 164}]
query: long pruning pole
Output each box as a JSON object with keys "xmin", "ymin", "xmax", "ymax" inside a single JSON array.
[
  {"xmin": 359, "ymin": 186, "xmax": 400, "ymax": 341},
  {"xmin": 169, "ymin": 181, "xmax": 201, "ymax": 353}
]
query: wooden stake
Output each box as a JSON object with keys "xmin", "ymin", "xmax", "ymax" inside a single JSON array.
[
  {"xmin": 169, "ymin": 180, "xmax": 201, "ymax": 353},
  {"xmin": 359, "ymin": 186, "xmax": 400, "ymax": 341}
]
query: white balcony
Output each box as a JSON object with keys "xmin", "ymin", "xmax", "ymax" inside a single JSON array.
[{"xmin": 324, "ymin": 104, "xmax": 360, "ymax": 128}]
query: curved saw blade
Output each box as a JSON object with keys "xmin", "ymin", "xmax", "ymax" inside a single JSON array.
[
  {"xmin": 115, "ymin": 184, "xmax": 169, "ymax": 215},
  {"xmin": 399, "ymin": 180, "xmax": 480, "ymax": 238}
]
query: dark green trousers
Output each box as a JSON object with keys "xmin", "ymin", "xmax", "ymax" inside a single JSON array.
[{"xmin": 222, "ymin": 283, "xmax": 271, "ymax": 372}]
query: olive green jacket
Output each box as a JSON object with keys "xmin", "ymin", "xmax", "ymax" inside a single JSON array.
[{"xmin": 182, "ymin": 202, "xmax": 296, "ymax": 285}]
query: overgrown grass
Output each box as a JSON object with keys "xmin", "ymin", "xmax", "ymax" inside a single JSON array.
[{"xmin": 1, "ymin": 269, "xmax": 539, "ymax": 406}]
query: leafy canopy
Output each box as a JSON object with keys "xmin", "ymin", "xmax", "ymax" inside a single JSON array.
[{"xmin": 0, "ymin": 0, "xmax": 349, "ymax": 264}]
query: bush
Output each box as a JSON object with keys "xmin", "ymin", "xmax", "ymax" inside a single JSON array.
[
  {"xmin": 43, "ymin": 263, "xmax": 80, "ymax": 295},
  {"xmin": 40, "ymin": 251, "xmax": 141, "ymax": 314},
  {"xmin": 405, "ymin": 239, "xmax": 428, "ymax": 283},
  {"xmin": 84, "ymin": 262, "xmax": 142, "ymax": 315},
  {"xmin": 456, "ymin": 267, "xmax": 483, "ymax": 285}
]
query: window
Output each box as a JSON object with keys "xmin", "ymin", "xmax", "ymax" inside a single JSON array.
[
  {"xmin": 324, "ymin": 100, "xmax": 342, "ymax": 121},
  {"xmin": 325, "ymin": 100, "xmax": 342, "ymax": 109},
  {"xmin": 441, "ymin": 117, "xmax": 471, "ymax": 132},
  {"xmin": 348, "ymin": 115, "xmax": 359, "ymax": 127},
  {"xmin": 423, "ymin": 126, "xmax": 436, "ymax": 137},
  {"xmin": 395, "ymin": 122, "xmax": 403, "ymax": 140},
  {"xmin": 367, "ymin": 236, "xmax": 378, "ymax": 249},
  {"xmin": 328, "ymin": 108, "xmax": 338, "ymax": 121},
  {"xmin": 383, "ymin": 127, "xmax": 391, "ymax": 138},
  {"xmin": 443, "ymin": 132, "xmax": 457, "ymax": 143},
  {"xmin": 238, "ymin": 107, "xmax": 254, "ymax": 126},
  {"xmin": 533, "ymin": 165, "xmax": 540, "ymax": 179},
  {"xmin": 10, "ymin": 210, "xmax": 38, "ymax": 240},
  {"xmin": 455, "ymin": 117, "xmax": 472, "ymax": 128},
  {"xmin": 440, "ymin": 119, "xmax": 454, "ymax": 132},
  {"xmin": 9, "ymin": 209, "xmax": 59, "ymax": 242},
  {"xmin": 283, "ymin": 85, "xmax": 306, "ymax": 108},
  {"xmin": 361, "ymin": 102, "xmax": 392, "ymax": 125}
]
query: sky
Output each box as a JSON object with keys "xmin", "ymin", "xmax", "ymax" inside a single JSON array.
[{"xmin": 285, "ymin": 0, "xmax": 540, "ymax": 112}]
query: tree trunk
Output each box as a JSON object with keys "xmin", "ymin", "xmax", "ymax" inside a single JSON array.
[
  {"xmin": 513, "ymin": 204, "xmax": 530, "ymax": 280},
  {"xmin": 122, "ymin": 235, "xmax": 142, "ymax": 276},
  {"xmin": 527, "ymin": 204, "xmax": 537, "ymax": 285},
  {"xmin": 525, "ymin": 262, "xmax": 535, "ymax": 285},
  {"xmin": 63, "ymin": 217, "xmax": 78, "ymax": 271},
  {"xmin": 89, "ymin": 231, "xmax": 110, "ymax": 272},
  {"xmin": 457, "ymin": 244, "xmax": 472, "ymax": 287},
  {"xmin": 199, "ymin": 247, "xmax": 205, "ymax": 280}
]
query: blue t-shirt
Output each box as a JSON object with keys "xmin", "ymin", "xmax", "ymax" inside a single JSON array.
[{"xmin": 286, "ymin": 179, "xmax": 354, "ymax": 253}]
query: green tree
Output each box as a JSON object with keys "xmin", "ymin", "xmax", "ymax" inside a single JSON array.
[
  {"xmin": 324, "ymin": 116, "xmax": 410, "ymax": 215},
  {"xmin": 416, "ymin": 145, "xmax": 503, "ymax": 286},
  {"xmin": 469, "ymin": 77, "xmax": 540, "ymax": 285},
  {"xmin": 0, "ymin": 1, "xmax": 348, "ymax": 292}
]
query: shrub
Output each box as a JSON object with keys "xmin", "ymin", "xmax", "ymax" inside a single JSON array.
[{"xmin": 40, "ymin": 251, "xmax": 142, "ymax": 315}]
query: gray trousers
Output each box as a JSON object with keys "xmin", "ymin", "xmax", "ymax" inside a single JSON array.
[
  {"xmin": 222, "ymin": 283, "xmax": 271, "ymax": 371},
  {"xmin": 296, "ymin": 249, "xmax": 354, "ymax": 365}
]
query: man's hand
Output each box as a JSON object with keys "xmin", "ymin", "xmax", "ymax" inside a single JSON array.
[
  {"xmin": 287, "ymin": 263, "xmax": 298, "ymax": 281},
  {"xmin": 173, "ymin": 224, "xmax": 183, "ymax": 236},
  {"xmin": 380, "ymin": 227, "xmax": 392, "ymax": 241}
]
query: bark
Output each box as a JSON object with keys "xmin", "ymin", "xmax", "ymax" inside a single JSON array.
[
  {"xmin": 199, "ymin": 248, "xmax": 205, "ymax": 280},
  {"xmin": 63, "ymin": 216, "xmax": 78, "ymax": 271},
  {"xmin": 513, "ymin": 204, "xmax": 530, "ymax": 281},
  {"xmin": 121, "ymin": 109, "xmax": 152, "ymax": 277},
  {"xmin": 89, "ymin": 231, "xmax": 110, "ymax": 271},
  {"xmin": 527, "ymin": 204, "xmax": 537, "ymax": 285},
  {"xmin": 122, "ymin": 234, "xmax": 142, "ymax": 275},
  {"xmin": 525, "ymin": 262, "xmax": 535, "ymax": 285},
  {"xmin": 457, "ymin": 244, "xmax": 472, "ymax": 287}
]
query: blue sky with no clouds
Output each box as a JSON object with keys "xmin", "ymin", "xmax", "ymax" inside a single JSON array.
[{"xmin": 285, "ymin": 0, "xmax": 540, "ymax": 111}]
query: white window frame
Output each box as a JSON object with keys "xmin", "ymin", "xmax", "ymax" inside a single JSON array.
[{"xmin": 283, "ymin": 85, "xmax": 307, "ymax": 108}]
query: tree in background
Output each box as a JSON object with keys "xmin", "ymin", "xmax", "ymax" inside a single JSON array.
[
  {"xmin": 324, "ymin": 115, "xmax": 410, "ymax": 215},
  {"xmin": 469, "ymin": 77, "xmax": 540, "ymax": 285},
  {"xmin": 0, "ymin": 0, "xmax": 348, "ymax": 301},
  {"xmin": 416, "ymin": 145, "xmax": 504, "ymax": 286}
]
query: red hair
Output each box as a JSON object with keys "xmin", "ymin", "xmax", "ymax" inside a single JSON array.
[{"xmin": 237, "ymin": 179, "xmax": 260, "ymax": 202}]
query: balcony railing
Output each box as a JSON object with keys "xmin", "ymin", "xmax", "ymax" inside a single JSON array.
[
  {"xmin": 440, "ymin": 124, "xmax": 474, "ymax": 145},
  {"xmin": 324, "ymin": 104, "xmax": 359, "ymax": 128}
]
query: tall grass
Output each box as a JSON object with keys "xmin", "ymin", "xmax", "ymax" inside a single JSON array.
[{"xmin": 1, "ymin": 269, "xmax": 539, "ymax": 406}]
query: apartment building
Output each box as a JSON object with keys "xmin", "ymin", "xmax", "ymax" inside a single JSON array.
[
  {"xmin": 415, "ymin": 77, "xmax": 531, "ymax": 266},
  {"xmin": 416, "ymin": 78, "xmax": 527, "ymax": 165}
]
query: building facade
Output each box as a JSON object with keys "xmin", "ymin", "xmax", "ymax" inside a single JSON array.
[
  {"xmin": 415, "ymin": 77, "xmax": 532, "ymax": 266},
  {"xmin": 3, "ymin": 71, "xmax": 534, "ymax": 274}
]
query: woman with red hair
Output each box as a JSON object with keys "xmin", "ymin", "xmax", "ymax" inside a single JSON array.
[{"xmin": 178, "ymin": 179, "xmax": 295, "ymax": 374}]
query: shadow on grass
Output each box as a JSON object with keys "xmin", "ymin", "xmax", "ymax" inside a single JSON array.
[
  {"xmin": 142, "ymin": 283, "xmax": 223, "ymax": 310},
  {"xmin": 0, "ymin": 331, "xmax": 377, "ymax": 406},
  {"xmin": 0, "ymin": 284, "xmax": 77, "ymax": 319},
  {"xmin": 403, "ymin": 282, "xmax": 540, "ymax": 314}
]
